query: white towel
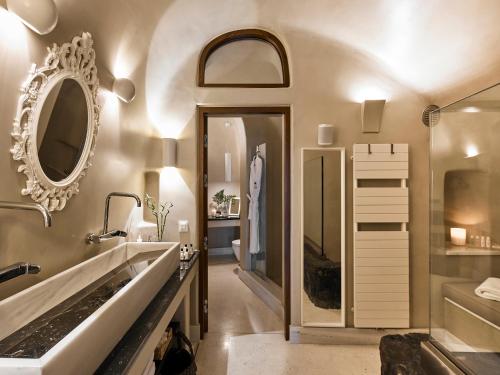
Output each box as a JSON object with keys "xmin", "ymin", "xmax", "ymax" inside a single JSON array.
[{"xmin": 475, "ymin": 277, "xmax": 500, "ymax": 302}]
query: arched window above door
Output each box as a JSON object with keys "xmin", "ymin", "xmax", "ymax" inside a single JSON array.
[{"xmin": 198, "ymin": 29, "xmax": 290, "ymax": 88}]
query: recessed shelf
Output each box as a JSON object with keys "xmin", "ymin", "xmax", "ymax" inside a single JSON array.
[{"xmin": 445, "ymin": 247, "xmax": 500, "ymax": 256}]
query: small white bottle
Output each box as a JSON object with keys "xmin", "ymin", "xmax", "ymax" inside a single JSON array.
[
  {"xmin": 486, "ymin": 236, "xmax": 491, "ymax": 249},
  {"xmin": 189, "ymin": 244, "xmax": 194, "ymax": 257},
  {"xmin": 474, "ymin": 235, "xmax": 480, "ymax": 247},
  {"xmin": 481, "ymin": 236, "xmax": 486, "ymax": 248}
]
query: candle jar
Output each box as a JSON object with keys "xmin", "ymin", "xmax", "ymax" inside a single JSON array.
[{"xmin": 450, "ymin": 227, "xmax": 466, "ymax": 246}]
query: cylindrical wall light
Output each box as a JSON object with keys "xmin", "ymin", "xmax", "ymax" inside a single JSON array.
[
  {"xmin": 112, "ymin": 78, "xmax": 136, "ymax": 103},
  {"xmin": 162, "ymin": 138, "xmax": 177, "ymax": 167},
  {"xmin": 318, "ymin": 124, "xmax": 334, "ymax": 146},
  {"xmin": 7, "ymin": 0, "xmax": 58, "ymax": 35},
  {"xmin": 224, "ymin": 152, "xmax": 232, "ymax": 182}
]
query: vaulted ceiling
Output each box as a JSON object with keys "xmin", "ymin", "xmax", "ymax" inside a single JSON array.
[
  {"xmin": 256, "ymin": 0, "xmax": 500, "ymax": 103},
  {"xmin": 24, "ymin": 0, "xmax": 500, "ymax": 105}
]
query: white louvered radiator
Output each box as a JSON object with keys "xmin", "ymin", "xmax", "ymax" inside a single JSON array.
[{"xmin": 353, "ymin": 143, "xmax": 409, "ymax": 328}]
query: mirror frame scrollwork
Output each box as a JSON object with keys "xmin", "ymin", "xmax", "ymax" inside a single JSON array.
[{"xmin": 10, "ymin": 32, "xmax": 100, "ymax": 211}]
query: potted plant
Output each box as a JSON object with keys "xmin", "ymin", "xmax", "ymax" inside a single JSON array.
[
  {"xmin": 144, "ymin": 194, "xmax": 174, "ymax": 241},
  {"xmin": 212, "ymin": 189, "xmax": 235, "ymax": 217}
]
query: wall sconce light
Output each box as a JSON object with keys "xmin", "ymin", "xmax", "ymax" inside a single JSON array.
[
  {"xmin": 318, "ymin": 124, "xmax": 334, "ymax": 146},
  {"xmin": 7, "ymin": 0, "xmax": 58, "ymax": 35},
  {"xmin": 361, "ymin": 99, "xmax": 386, "ymax": 133},
  {"xmin": 465, "ymin": 144, "xmax": 480, "ymax": 158},
  {"xmin": 162, "ymin": 138, "xmax": 177, "ymax": 167},
  {"xmin": 224, "ymin": 152, "xmax": 232, "ymax": 182},
  {"xmin": 112, "ymin": 78, "xmax": 136, "ymax": 103}
]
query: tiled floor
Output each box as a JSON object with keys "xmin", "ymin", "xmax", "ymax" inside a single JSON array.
[{"xmin": 195, "ymin": 255, "xmax": 381, "ymax": 375}]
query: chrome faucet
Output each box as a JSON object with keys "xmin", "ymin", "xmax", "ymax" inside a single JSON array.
[
  {"xmin": 0, "ymin": 201, "xmax": 52, "ymax": 227},
  {"xmin": 0, "ymin": 201, "xmax": 51, "ymax": 284},
  {"xmin": 0, "ymin": 263, "xmax": 41, "ymax": 284},
  {"xmin": 87, "ymin": 192, "xmax": 142, "ymax": 244}
]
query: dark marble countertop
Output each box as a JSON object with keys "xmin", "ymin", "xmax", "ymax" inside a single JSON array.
[
  {"xmin": 208, "ymin": 216, "xmax": 240, "ymax": 221},
  {"xmin": 95, "ymin": 252, "xmax": 199, "ymax": 374}
]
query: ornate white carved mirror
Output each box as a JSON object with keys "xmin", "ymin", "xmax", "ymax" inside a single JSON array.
[{"xmin": 10, "ymin": 32, "xmax": 100, "ymax": 211}]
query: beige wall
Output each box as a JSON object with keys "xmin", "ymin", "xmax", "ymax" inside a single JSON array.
[
  {"xmin": 0, "ymin": 0, "xmax": 167, "ymax": 299},
  {"xmin": 2, "ymin": 0, "xmax": 500, "ymax": 329},
  {"xmin": 207, "ymin": 117, "xmax": 241, "ymax": 214},
  {"xmin": 145, "ymin": 1, "xmax": 430, "ymax": 328}
]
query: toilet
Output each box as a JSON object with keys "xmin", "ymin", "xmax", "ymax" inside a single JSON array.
[{"xmin": 232, "ymin": 239, "xmax": 240, "ymax": 261}]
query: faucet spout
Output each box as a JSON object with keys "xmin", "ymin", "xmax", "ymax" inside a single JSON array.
[
  {"xmin": 87, "ymin": 192, "xmax": 141, "ymax": 244},
  {"xmin": 103, "ymin": 192, "xmax": 141, "ymax": 233},
  {"xmin": 0, "ymin": 201, "xmax": 52, "ymax": 227},
  {"xmin": 0, "ymin": 262, "xmax": 41, "ymax": 284}
]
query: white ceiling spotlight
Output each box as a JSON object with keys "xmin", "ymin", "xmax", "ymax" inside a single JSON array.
[
  {"xmin": 112, "ymin": 78, "xmax": 136, "ymax": 103},
  {"xmin": 6, "ymin": 0, "xmax": 58, "ymax": 35}
]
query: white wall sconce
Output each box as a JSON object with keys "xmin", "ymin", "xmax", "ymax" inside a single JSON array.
[
  {"xmin": 224, "ymin": 152, "xmax": 232, "ymax": 182},
  {"xmin": 112, "ymin": 78, "xmax": 136, "ymax": 103},
  {"xmin": 7, "ymin": 0, "xmax": 58, "ymax": 35},
  {"xmin": 361, "ymin": 99, "xmax": 386, "ymax": 133},
  {"xmin": 318, "ymin": 124, "xmax": 334, "ymax": 146},
  {"xmin": 162, "ymin": 138, "xmax": 177, "ymax": 167},
  {"xmin": 465, "ymin": 144, "xmax": 480, "ymax": 159}
]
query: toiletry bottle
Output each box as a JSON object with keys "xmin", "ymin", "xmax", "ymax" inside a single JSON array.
[
  {"xmin": 189, "ymin": 244, "xmax": 194, "ymax": 257},
  {"xmin": 486, "ymin": 236, "xmax": 491, "ymax": 249},
  {"xmin": 481, "ymin": 236, "xmax": 486, "ymax": 248}
]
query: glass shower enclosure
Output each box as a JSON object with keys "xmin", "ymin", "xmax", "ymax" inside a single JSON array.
[{"xmin": 429, "ymin": 84, "xmax": 500, "ymax": 374}]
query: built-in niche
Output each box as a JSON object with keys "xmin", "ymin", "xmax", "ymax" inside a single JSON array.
[
  {"xmin": 444, "ymin": 169, "xmax": 490, "ymax": 245},
  {"xmin": 198, "ymin": 29, "xmax": 290, "ymax": 87}
]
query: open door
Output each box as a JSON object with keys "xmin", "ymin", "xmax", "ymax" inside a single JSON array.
[{"xmin": 197, "ymin": 106, "xmax": 291, "ymax": 340}]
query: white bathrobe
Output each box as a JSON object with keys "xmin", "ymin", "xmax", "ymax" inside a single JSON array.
[{"xmin": 248, "ymin": 155, "xmax": 263, "ymax": 254}]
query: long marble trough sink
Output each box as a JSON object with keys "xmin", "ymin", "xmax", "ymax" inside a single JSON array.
[{"xmin": 0, "ymin": 241, "xmax": 179, "ymax": 374}]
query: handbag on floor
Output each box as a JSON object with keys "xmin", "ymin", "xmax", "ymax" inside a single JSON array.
[{"xmin": 160, "ymin": 330, "xmax": 197, "ymax": 375}]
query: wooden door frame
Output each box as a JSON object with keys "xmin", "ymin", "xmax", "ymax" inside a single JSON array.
[{"xmin": 197, "ymin": 105, "xmax": 291, "ymax": 340}]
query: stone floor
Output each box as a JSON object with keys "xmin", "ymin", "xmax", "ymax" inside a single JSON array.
[
  {"xmin": 228, "ymin": 333, "xmax": 380, "ymax": 375},
  {"xmin": 195, "ymin": 255, "xmax": 282, "ymax": 375},
  {"xmin": 195, "ymin": 255, "xmax": 381, "ymax": 375}
]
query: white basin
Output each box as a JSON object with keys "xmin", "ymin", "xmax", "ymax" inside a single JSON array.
[{"xmin": 0, "ymin": 241, "xmax": 179, "ymax": 374}]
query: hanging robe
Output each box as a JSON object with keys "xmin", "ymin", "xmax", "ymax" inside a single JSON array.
[{"xmin": 248, "ymin": 155, "xmax": 263, "ymax": 254}]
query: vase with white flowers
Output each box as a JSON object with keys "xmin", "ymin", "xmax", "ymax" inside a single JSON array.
[{"xmin": 144, "ymin": 194, "xmax": 174, "ymax": 242}]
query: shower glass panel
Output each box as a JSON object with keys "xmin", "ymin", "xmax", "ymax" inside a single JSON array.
[
  {"xmin": 429, "ymin": 84, "xmax": 500, "ymax": 374},
  {"xmin": 244, "ymin": 115, "xmax": 283, "ymax": 290},
  {"xmin": 301, "ymin": 148, "xmax": 345, "ymax": 327}
]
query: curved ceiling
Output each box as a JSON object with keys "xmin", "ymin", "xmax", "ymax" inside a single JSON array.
[
  {"xmin": 42, "ymin": 0, "xmax": 500, "ymax": 106},
  {"xmin": 256, "ymin": 0, "xmax": 500, "ymax": 102}
]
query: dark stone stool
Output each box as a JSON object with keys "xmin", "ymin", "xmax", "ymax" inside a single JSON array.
[{"xmin": 380, "ymin": 333, "xmax": 430, "ymax": 375}]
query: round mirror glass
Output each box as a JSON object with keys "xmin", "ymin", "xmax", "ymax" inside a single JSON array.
[{"xmin": 36, "ymin": 78, "xmax": 89, "ymax": 182}]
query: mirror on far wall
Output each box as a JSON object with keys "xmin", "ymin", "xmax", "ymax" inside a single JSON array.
[
  {"xmin": 301, "ymin": 148, "xmax": 345, "ymax": 327},
  {"xmin": 37, "ymin": 79, "xmax": 89, "ymax": 182}
]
